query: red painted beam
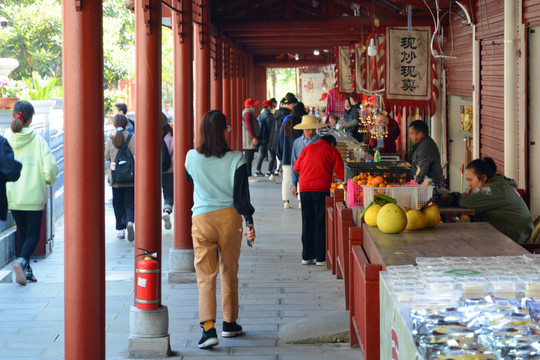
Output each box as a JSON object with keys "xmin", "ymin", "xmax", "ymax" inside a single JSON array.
[
  {"xmin": 173, "ymin": 0, "xmax": 194, "ymax": 250},
  {"xmin": 195, "ymin": 0, "xmax": 211, "ymax": 146},
  {"xmin": 230, "ymin": 46, "xmax": 239, "ymax": 150},
  {"xmin": 222, "ymin": 38, "xmax": 232, "ymax": 147},
  {"xmin": 211, "ymin": 35, "xmax": 223, "ymax": 110},
  {"xmin": 255, "ymin": 59, "xmax": 330, "ymax": 68},
  {"xmin": 215, "ymin": 16, "xmax": 432, "ymax": 34},
  {"xmin": 63, "ymin": 2, "xmax": 105, "ymax": 359},
  {"xmin": 135, "ymin": 0, "xmax": 163, "ymax": 304}
]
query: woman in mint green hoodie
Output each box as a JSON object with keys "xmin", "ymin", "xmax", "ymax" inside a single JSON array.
[{"xmin": 6, "ymin": 101, "xmax": 58, "ymax": 285}]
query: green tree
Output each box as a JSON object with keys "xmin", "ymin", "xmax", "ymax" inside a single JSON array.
[{"xmin": 0, "ymin": 0, "xmax": 62, "ymax": 79}]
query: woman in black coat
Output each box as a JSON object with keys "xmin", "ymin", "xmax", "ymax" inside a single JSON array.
[{"xmin": 0, "ymin": 135, "xmax": 22, "ymax": 220}]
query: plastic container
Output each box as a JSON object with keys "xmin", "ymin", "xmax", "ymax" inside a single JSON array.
[
  {"xmin": 457, "ymin": 277, "xmax": 488, "ymax": 299},
  {"xmin": 346, "ymin": 179, "xmax": 363, "ymax": 207},
  {"xmin": 361, "ymin": 185, "xmax": 434, "ymax": 210}
]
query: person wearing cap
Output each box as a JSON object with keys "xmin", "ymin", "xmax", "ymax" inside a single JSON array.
[
  {"xmin": 242, "ymin": 98, "xmax": 260, "ymax": 181},
  {"xmin": 276, "ymin": 102, "xmax": 306, "ymax": 208},
  {"xmin": 290, "ymin": 114, "xmax": 324, "ymax": 209},
  {"xmin": 269, "ymin": 94, "xmax": 297, "ymax": 179},
  {"xmin": 294, "ymin": 134, "xmax": 344, "ymax": 265},
  {"xmin": 254, "ymin": 100, "xmax": 275, "ymax": 177}
]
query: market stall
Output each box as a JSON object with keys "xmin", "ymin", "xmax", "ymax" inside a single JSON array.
[
  {"xmin": 380, "ymin": 253, "xmax": 540, "ymax": 359},
  {"xmin": 348, "ymin": 222, "xmax": 530, "ymax": 360}
]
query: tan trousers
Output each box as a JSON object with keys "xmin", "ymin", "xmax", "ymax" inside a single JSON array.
[{"xmin": 191, "ymin": 207, "xmax": 243, "ymax": 323}]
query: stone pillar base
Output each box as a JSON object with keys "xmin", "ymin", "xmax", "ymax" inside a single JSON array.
[
  {"xmin": 168, "ymin": 248, "xmax": 197, "ymax": 283},
  {"xmin": 128, "ymin": 305, "xmax": 171, "ymax": 358}
]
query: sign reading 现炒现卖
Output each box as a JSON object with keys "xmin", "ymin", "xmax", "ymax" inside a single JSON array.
[{"xmin": 386, "ymin": 27, "xmax": 431, "ymax": 101}]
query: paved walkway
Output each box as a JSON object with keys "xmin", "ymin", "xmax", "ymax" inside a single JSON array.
[{"xmin": 0, "ymin": 170, "xmax": 362, "ymax": 359}]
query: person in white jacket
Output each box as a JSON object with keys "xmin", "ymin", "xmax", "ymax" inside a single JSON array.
[{"xmin": 6, "ymin": 101, "xmax": 58, "ymax": 285}]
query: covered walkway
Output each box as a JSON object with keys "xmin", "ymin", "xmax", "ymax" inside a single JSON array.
[{"xmin": 0, "ymin": 173, "xmax": 361, "ymax": 359}]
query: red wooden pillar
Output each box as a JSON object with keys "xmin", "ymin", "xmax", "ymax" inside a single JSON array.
[
  {"xmin": 194, "ymin": 0, "xmax": 210, "ymax": 146},
  {"xmin": 236, "ymin": 45, "xmax": 243, "ymax": 151},
  {"xmin": 63, "ymin": 3, "xmax": 105, "ymax": 359},
  {"xmin": 173, "ymin": 0, "xmax": 193, "ymax": 251},
  {"xmin": 211, "ymin": 35, "xmax": 222, "ymax": 110},
  {"xmin": 135, "ymin": 0, "xmax": 162, "ymax": 302},
  {"xmin": 230, "ymin": 45, "xmax": 238, "ymax": 150},
  {"xmin": 222, "ymin": 38, "xmax": 231, "ymax": 145}
]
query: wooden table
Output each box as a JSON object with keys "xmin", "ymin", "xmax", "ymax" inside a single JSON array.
[
  {"xmin": 363, "ymin": 222, "xmax": 529, "ymax": 270},
  {"xmin": 438, "ymin": 206, "xmax": 476, "ymax": 222}
]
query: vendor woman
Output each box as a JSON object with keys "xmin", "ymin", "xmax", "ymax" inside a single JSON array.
[{"xmin": 456, "ymin": 157, "xmax": 533, "ymax": 244}]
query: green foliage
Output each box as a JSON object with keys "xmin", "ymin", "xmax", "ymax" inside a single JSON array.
[
  {"xmin": 24, "ymin": 72, "xmax": 59, "ymax": 100},
  {"xmin": 267, "ymin": 68, "xmax": 298, "ymax": 100},
  {"xmin": 162, "ymin": 27, "xmax": 173, "ymax": 107},
  {"xmin": 0, "ymin": 0, "xmax": 62, "ymax": 79},
  {"xmin": 104, "ymin": 88, "xmax": 127, "ymax": 115}
]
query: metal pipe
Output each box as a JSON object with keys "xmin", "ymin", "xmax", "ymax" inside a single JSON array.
[
  {"xmin": 504, "ymin": 0, "xmax": 518, "ymax": 178},
  {"xmin": 63, "ymin": 3, "xmax": 105, "ymax": 359}
]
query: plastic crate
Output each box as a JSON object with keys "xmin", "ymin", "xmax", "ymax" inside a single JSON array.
[
  {"xmin": 344, "ymin": 162, "xmax": 411, "ymax": 184},
  {"xmin": 361, "ymin": 185, "xmax": 434, "ymax": 210},
  {"xmin": 346, "ymin": 179, "xmax": 364, "ymax": 207}
]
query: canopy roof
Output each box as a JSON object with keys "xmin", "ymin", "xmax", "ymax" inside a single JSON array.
[
  {"xmin": 160, "ymin": 0, "xmax": 473, "ymax": 67},
  {"xmin": 209, "ymin": 0, "xmax": 472, "ymax": 67}
]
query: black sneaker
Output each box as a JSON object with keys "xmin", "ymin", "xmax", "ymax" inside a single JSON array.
[
  {"xmin": 198, "ymin": 326, "xmax": 218, "ymax": 349},
  {"xmin": 253, "ymin": 171, "xmax": 264, "ymax": 177},
  {"xmin": 265, "ymin": 171, "xmax": 272, "ymax": 177},
  {"xmin": 25, "ymin": 265, "xmax": 37, "ymax": 283},
  {"xmin": 222, "ymin": 321, "xmax": 243, "ymax": 338}
]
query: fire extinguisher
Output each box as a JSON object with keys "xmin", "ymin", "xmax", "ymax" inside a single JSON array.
[{"xmin": 135, "ymin": 248, "xmax": 159, "ymax": 310}]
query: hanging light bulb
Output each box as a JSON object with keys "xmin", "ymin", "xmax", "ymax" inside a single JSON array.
[
  {"xmin": 313, "ymin": 49, "xmax": 320, "ymax": 56},
  {"xmin": 294, "ymin": 53, "xmax": 299, "ymax": 61},
  {"xmin": 367, "ymin": 38, "xmax": 377, "ymax": 57}
]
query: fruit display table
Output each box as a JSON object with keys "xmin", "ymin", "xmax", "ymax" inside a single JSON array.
[
  {"xmin": 348, "ymin": 222, "xmax": 529, "ymax": 359},
  {"xmin": 362, "ymin": 222, "xmax": 527, "ymax": 270}
]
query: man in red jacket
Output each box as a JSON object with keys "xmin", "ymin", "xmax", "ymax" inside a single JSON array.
[{"xmin": 293, "ymin": 134, "xmax": 344, "ymax": 265}]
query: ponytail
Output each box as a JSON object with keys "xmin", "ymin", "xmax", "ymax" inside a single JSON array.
[
  {"xmin": 112, "ymin": 114, "xmax": 129, "ymax": 149},
  {"xmin": 10, "ymin": 101, "xmax": 34, "ymax": 133}
]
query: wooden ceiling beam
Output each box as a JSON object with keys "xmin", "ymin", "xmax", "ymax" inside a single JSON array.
[
  {"xmin": 215, "ymin": 15, "xmax": 432, "ymax": 35},
  {"xmin": 255, "ymin": 59, "xmax": 329, "ymax": 68},
  {"xmin": 293, "ymin": 1, "xmax": 324, "ymax": 17},
  {"xmin": 235, "ymin": 35, "xmax": 359, "ymax": 44}
]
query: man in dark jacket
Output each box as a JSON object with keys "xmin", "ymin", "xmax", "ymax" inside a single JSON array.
[
  {"xmin": 254, "ymin": 100, "xmax": 275, "ymax": 177},
  {"xmin": 409, "ymin": 120, "xmax": 444, "ymax": 184},
  {"xmin": 268, "ymin": 94, "xmax": 297, "ymax": 179},
  {"xmin": 0, "ymin": 135, "xmax": 22, "ymax": 220}
]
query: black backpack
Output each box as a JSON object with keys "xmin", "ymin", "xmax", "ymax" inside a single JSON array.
[
  {"xmin": 162, "ymin": 135, "xmax": 171, "ymax": 172},
  {"xmin": 112, "ymin": 134, "xmax": 135, "ymax": 183}
]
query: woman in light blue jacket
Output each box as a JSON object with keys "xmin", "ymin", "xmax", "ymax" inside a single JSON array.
[{"xmin": 6, "ymin": 101, "xmax": 58, "ymax": 285}]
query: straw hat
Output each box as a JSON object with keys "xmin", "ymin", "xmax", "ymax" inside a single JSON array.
[{"xmin": 293, "ymin": 115, "xmax": 326, "ymax": 130}]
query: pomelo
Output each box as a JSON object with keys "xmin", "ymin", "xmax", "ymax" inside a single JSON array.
[
  {"xmin": 364, "ymin": 204, "xmax": 382, "ymax": 227},
  {"xmin": 398, "ymin": 205, "xmax": 410, "ymax": 213},
  {"xmin": 406, "ymin": 210, "xmax": 427, "ymax": 230},
  {"xmin": 422, "ymin": 204, "xmax": 441, "ymax": 227},
  {"xmin": 377, "ymin": 203, "xmax": 407, "ymax": 234}
]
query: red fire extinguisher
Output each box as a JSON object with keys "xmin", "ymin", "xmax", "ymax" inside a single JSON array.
[{"xmin": 135, "ymin": 248, "xmax": 159, "ymax": 310}]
